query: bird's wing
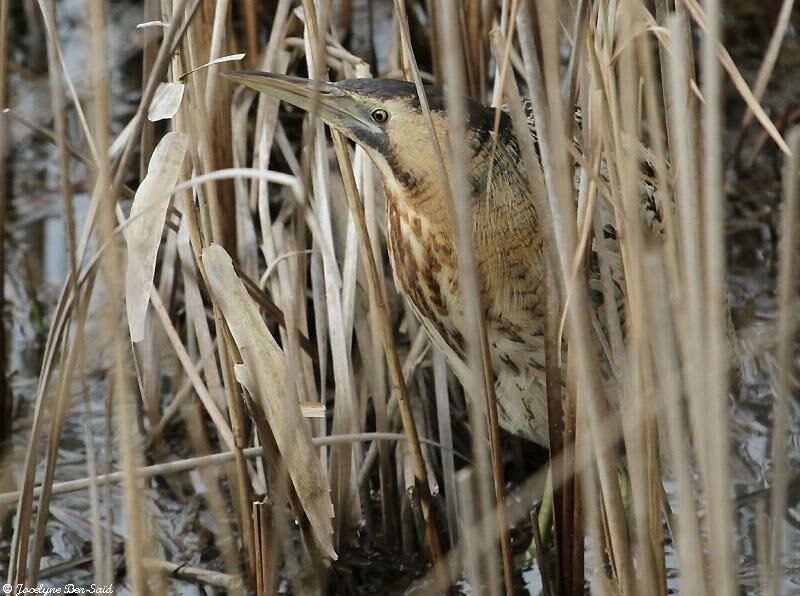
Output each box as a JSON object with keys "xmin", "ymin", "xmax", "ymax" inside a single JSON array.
[{"xmin": 498, "ymin": 98, "xmax": 669, "ymax": 235}]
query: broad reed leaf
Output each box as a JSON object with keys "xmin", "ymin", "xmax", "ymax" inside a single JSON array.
[
  {"xmin": 202, "ymin": 244, "xmax": 336, "ymax": 560},
  {"xmin": 148, "ymin": 82, "xmax": 185, "ymax": 121},
  {"xmin": 125, "ymin": 131, "xmax": 188, "ymax": 342}
]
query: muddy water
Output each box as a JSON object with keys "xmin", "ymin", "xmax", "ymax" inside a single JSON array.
[
  {"xmin": 2, "ymin": 0, "xmax": 799, "ymax": 594},
  {"xmin": 715, "ymin": 6, "xmax": 800, "ymax": 593}
]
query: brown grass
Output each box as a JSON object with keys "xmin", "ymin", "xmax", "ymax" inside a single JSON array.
[{"xmin": 1, "ymin": 0, "xmax": 797, "ymax": 594}]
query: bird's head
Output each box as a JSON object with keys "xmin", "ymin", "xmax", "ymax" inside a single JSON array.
[{"xmin": 224, "ymin": 71, "xmax": 500, "ymax": 203}]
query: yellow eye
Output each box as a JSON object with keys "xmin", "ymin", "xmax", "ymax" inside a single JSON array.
[{"xmin": 371, "ymin": 108, "xmax": 390, "ymax": 124}]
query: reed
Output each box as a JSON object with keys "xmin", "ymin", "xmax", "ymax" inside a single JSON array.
[{"xmin": 2, "ymin": 0, "xmax": 796, "ymax": 594}]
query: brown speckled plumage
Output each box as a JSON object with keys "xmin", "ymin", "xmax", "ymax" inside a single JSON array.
[
  {"xmin": 230, "ymin": 72, "xmax": 663, "ymax": 446},
  {"xmin": 349, "ymin": 82, "xmax": 557, "ymax": 443}
]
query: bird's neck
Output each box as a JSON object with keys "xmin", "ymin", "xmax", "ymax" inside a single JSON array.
[
  {"xmin": 364, "ymin": 137, "xmax": 456, "ymax": 230},
  {"xmin": 369, "ymin": 124, "xmax": 533, "ymax": 236}
]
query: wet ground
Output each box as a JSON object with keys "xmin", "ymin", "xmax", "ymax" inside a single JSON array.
[
  {"xmin": 717, "ymin": 5, "xmax": 800, "ymax": 593},
  {"xmin": 1, "ymin": 1, "xmax": 800, "ymax": 594}
]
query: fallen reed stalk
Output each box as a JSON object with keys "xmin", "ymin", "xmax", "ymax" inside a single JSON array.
[{"xmin": 0, "ymin": 432, "xmax": 457, "ymax": 507}]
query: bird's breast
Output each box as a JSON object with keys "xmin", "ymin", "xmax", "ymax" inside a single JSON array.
[
  {"xmin": 385, "ymin": 197, "xmax": 466, "ymax": 361},
  {"xmin": 383, "ymin": 186, "xmax": 554, "ymax": 444}
]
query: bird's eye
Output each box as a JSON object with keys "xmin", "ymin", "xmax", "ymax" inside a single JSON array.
[{"xmin": 371, "ymin": 108, "xmax": 390, "ymax": 124}]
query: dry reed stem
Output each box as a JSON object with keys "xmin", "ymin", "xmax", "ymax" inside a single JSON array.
[
  {"xmin": 667, "ymin": 4, "xmax": 717, "ymax": 576},
  {"xmin": 768, "ymin": 128, "xmax": 800, "ymax": 595},
  {"xmin": 433, "ymin": 351, "xmax": 458, "ymax": 543},
  {"xmin": 736, "ymin": 0, "xmax": 797, "ymax": 135},
  {"xmin": 513, "ymin": 6, "xmax": 581, "ymax": 592},
  {"xmin": 183, "ymin": 402, "xmax": 245, "ymax": 594},
  {"xmin": 631, "ymin": 1, "xmax": 683, "ymax": 331},
  {"xmin": 252, "ymin": 499, "xmax": 279, "ymax": 595},
  {"xmin": 329, "ymin": 126, "xmax": 450, "ymax": 576},
  {"xmin": 89, "ymin": 0, "xmax": 152, "ymax": 591},
  {"xmin": 298, "ymin": 0, "xmax": 363, "ymax": 550},
  {"xmin": 6, "ymin": 1, "xmax": 793, "ymax": 592},
  {"xmin": 680, "ymin": 0, "xmax": 790, "ymax": 156},
  {"xmin": 613, "ymin": 5, "xmax": 665, "ymax": 593},
  {"xmin": 645, "ymin": 251, "xmax": 708, "ymax": 595},
  {"xmin": 456, "ymin": 469, "xmax": 482, "ymax": 592},
  {"xmin": 354, "ymin": 68, "xmax": 399, "ymax": 540},
  {"xmin": 202, "ymin": 0, "xmax": 231, "ymax": 113},
  {"xmin": 578, "ymin": 403, "xmax": 614, "ymax": 596},
  {"xmin": 182, "ymin": 24, "xmax": 260, "ymax": 575},
  {"xmin": 41, "ymin": 0, "xmax": 77, "ymax": 285},
  {"xmin": 287, "ymin": 0, "xmax": 448, "ymax": 581},
  {"xmin": 701, "ymin": 0, "xmax": 737, "ymax": 591},
  {"xmin": 440, "ymin": 6, "xmax": 513, "ymax": 594},
  {"xmin": 78, "ymin": 370, "xmax": 104, "ymax": 587},
  {"xmin": 0, "ymin": 0, "xmax": 8, "ymax": 452},
  {"xmin": 394, "ymin": 0, "xmax": 502, "ymax": 583},
  {"xmin": 495, "ymin": 20, "xmax": 587, "ymax": 592},
  {"xmin": 530, "ymin": 504, "xmax": 553, "ymax": 596},
  {"xmin": 516, "ymin": 2, "xmax": 634, "ymax": 591}
]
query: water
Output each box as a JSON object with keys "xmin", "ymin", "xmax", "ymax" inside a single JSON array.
[{"xmin": 3, "ymin": 0, "xmax": 800, "ymax": 593}]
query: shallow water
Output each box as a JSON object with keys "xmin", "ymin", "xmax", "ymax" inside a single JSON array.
[{"xmin": 2, "ymin": 1, "xmax": 800, "ymax": 594}]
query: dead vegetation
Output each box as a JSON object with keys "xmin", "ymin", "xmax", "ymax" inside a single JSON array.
[{"xmin": 1, "ymin": 0, "xmax": 799, "ymax": 594}]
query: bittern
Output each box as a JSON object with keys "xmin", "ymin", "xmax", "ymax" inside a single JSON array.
[{"xmin": 226, "ymin": 71, "xmax": 656, "ymax": 446}]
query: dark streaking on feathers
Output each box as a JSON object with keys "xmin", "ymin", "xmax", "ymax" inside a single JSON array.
[{"xmin": 226, "ymin": 71, "xmax": 663, "ymax": 446}]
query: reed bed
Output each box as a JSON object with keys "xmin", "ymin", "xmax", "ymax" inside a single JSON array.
[{"xmin": 1, "ymin": 0, "xmax": 798, "ymax": 594}]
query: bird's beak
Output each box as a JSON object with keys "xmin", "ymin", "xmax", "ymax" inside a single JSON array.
[{"xmin": 223, "ymin": 71, "xmax": 374, "ymax": 135}]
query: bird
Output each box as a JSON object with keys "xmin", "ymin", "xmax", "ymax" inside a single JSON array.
[{"xmin": 224, "ymin": 71, "xmax": 661, "ymax": 447}]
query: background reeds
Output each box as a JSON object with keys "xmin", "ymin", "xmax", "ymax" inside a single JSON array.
[{"xmin": 1, "ymin": 0, "xmax": 799, "ymax": 594}]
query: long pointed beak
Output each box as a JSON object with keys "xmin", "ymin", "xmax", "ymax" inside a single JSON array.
[{"xmin": 223, "ymin": 71, "xmax": 372, "ymax": 134}]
